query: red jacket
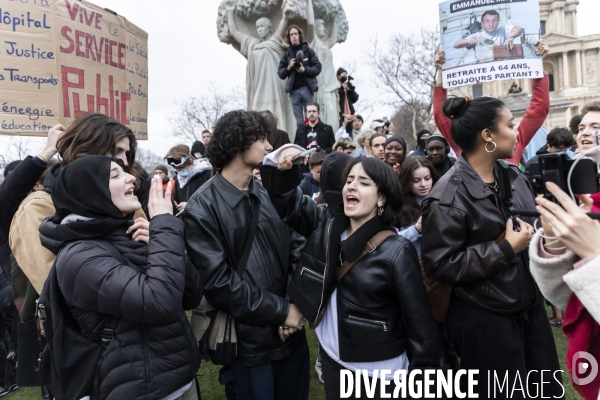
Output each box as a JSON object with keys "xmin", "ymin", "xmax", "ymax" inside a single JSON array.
[
  {"xmin": 564, "ymin": 294, "xmax": 600, "ymax": 400},
  {"xmin": 433, "ymin": 75, "xmax": 550, "ymax": 166}
]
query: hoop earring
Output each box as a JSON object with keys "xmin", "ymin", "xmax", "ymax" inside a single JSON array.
[
  {"xmin": 377, "ymin": 206, "xmax": 383, "ymax": 217},
  {"xmin": 485, "ymin": 141, "xmax": 497, "ymax": 153}
]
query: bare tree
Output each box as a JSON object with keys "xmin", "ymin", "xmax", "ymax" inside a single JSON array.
[
  {"xmin": 136, "ymin": 148, "xmax": 164, "ymax": 171},
  {"xmin": 168, "ymin": 82, "xmax": 245, "ymax": 143},
  {"xmin": 0, "ymin": 136, "xmax": 39, "ymax": 164},
  {"xmin": 391, "ymin": 103, "xmax": 430, "ymax": 151},
  {"xmin": 367, "ymin": 28, "xmax": 440, "ymax": 142}
]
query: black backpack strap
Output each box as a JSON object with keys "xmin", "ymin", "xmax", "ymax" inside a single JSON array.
[
  {"xmin": 440, "ymin": 174, "xmax": 462, "ymax": 206},
  {"xmin": 237, "ymin": 196, "xmax": 261, "ymax": 276},
  {"xmin": 87, "ymin": 240, "xmax": 123, "ymax": 400}
]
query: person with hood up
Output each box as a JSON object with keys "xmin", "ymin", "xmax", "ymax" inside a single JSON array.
[
  {"xmin": 38, "ymin": 155, "xmax": 202, "ymax": 400},
  {"xmin": 164, "ymin": 144, "xmax": 212, "ymax": 214},
  {"xmin": 408, "ymin": 129, "xmax": 431, "ymax": 157},
  {"xmin": 299, "ymin": 150, "xmax": 326, "ymax": 199},
  {"xmin": 424, "ymin": 135, "xmax": 456, "ymax": 177}
]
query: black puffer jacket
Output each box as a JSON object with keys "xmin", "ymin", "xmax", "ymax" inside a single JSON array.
[
  {"xmin": 261, "ymin": 164, "xmax": 444, "ymax": 366},
  {"xmin": 421, "ymin": 157, "xmax": 539, "ymax": 314},
  {"xmin": 278, "ymin": 42, "xmax": 321, "ymax": 94},
  {"xmin": 39, "ymin": 214, "xmax": 202, "ymax": 400},
  {"xmin": 183, "ymin": 173, "xmax": 304, "ymax": 366}
]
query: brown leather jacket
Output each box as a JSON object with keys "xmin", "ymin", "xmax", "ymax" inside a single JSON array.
[{"xmin": 421, "ymin": 157, "xmax": 539, "ymax": 314}]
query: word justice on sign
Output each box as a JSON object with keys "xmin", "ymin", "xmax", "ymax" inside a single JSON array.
[{"xmin": 61, "ymin": 66, "xmax": 131, "ymax": 125}]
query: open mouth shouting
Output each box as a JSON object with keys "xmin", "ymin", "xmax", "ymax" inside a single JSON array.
[{"xmin": 125, "ymin": 186, "xmax": 137, "ymax": 198}]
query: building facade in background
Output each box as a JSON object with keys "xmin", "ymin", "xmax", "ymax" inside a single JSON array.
[{"xmin": 453, "ymin": 0, "xmax": 600, "ymax": 129}]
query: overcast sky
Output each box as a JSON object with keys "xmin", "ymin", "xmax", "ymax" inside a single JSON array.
[{"xmin": 3, "ymin": 0, "xmax": 599, "ymax": 158}]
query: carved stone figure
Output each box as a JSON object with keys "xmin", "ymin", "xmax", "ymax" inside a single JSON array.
[
  {"xmin": 308, "ymin": 17, "xmax": 340, "ymax": 129},
  {"xmin": 217, "ymin": 0, "xmax": 348, "ymax": 140}
]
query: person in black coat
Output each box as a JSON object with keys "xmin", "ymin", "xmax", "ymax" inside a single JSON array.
[
  {"xmin": 278, "ymin": 25, "xmax": 322, "ymax": 127},
  {"xmin": 294, "ymin": 103, "xmax": 335, "ymax": 152},
  {"xmin": 184, "ymin": 110, "xmax": 309, "ymax": 400},
  {"xmin": 408, "ymin": 129, "xmax": 431, "ymax": 157},
  {"xmin": 0, "ymin": 125, "xmax": 64, "ymax": 241},
  {"xmin": 421, "ymin": 97, "xmax": 563, "ymax": 398},
  {"xmin": 39, "ymin": 156, "xmax": 202, "ymax": 400},
  {"xmin": 336, "ymin": 68, "xmax": 359, "ymax": 126},
  {"xmin": 261, "ymin": 151, "xmax": 445, "ymax": 399}
]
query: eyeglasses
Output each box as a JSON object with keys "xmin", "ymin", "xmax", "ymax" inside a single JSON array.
[{"xmin": 165, "ymin": 155, "xmax": 190, "ymax": 167}]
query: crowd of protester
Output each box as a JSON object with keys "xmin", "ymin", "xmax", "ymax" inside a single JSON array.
[{"xmin": 0, "ymin": 37, "xmax": 599, "ymax": 400}]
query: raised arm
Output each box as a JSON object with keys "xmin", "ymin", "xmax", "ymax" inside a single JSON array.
[
  {"xmin": 275, "ymin": 10, "xmax": 289, "ymax": 41},
  {"xmin": 0, "ymin": 125, "xmax": 64, "ymax": 241},
  {"xmin": 433, "ymin": 50, "xmax": 460, "ymax": 156},
  {"xmin": 504, "ymin": 25, "xmax": 525, "ymax": 50},
  {"xmin": 453, "ymin": 35, "xmax": 477, "ymax": 49},
  {"xmin": 507, "ymin": 40, "xmax": 550, "ymax": 165},
  {"xmin": 227, "ymin": 6, "xmax": 249, "ymax": 46},
  {"xmin": 509, "ymin": 25, "xmax": 525, "ymax": 39},
  {"xmin": 325, "ymin": 20, "xmax": 338, "ymax": 49},
  {"xmin": 304, "ymin": 0, "xmax": 315, "ymax": 44}
]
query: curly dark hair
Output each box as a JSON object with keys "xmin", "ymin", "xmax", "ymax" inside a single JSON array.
[{"xmin": 207, "ymin": 110, "xmax": 276, "ymax": 169}]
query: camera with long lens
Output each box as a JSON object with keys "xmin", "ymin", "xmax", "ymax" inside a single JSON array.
[
  {"xmin": 340, "ymin": 75, "xmax": 355, "ymax": 90},
  {"xmin": 529, "ymin": 153, "xmax": 599, "ymax": 203}
]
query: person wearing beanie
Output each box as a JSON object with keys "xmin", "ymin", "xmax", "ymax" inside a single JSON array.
[
  {"xmin": 153, "ymin": 164, "xmax": 174, "ymax": 196},
  {"xmin": 191, "ymin": 140, "xmax": 206, "ymax": 159},
  {"xmin": 424, "ymin": 135, "xmax": 456, "ymax": 177},
  {"xmin": 154, "ymin": 164, "xmax": 169, "ymax": 178},
  {"xmin": 409, "ymin": 130, "xmax": 431, "ymax": 157},
  {"xmin": 383, "ymin": 136, "xmax": 407, "ymax": 172}
]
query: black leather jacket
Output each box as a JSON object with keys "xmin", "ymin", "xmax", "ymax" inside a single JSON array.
[
  {"xmin": 421, "ymin": 157, "xmax": 539, "ymax": 314},
  {"xmin": 183, "ymin": 173, "xmax": 304, "ymax": 366},
  {"xmin": 262, "ymin": 165, "xmax": 444, "ymax": 366}
]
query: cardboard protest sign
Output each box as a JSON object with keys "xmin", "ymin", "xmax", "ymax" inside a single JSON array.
[
  {"xmin": 439, "ymin": 0, "xmax": 543, "ymax": 89},
  {"xmin": 0, "ymin": 0, "xmax": 148, "ymax": 139}
]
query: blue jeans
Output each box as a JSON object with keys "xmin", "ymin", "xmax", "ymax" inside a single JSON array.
[
  {"xmin": 290, "ymin": 86, "xmax": 314, "ymax": 127},
  {"xmin": 228, "ymin": 331, "xmax": 310, "ymax": 400}
]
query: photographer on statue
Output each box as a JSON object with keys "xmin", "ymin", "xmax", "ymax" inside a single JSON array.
[
  {"xmin": 337, "ymin": 68, "xmax": 359, "ymax": 128},
  {"xmin": 278, "ymin": 25, "xmax": 322, "ymax": 127}
]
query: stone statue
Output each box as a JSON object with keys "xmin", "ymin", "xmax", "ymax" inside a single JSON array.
[
  {"xmin": 217, "ymin": 0, "xmax": 348, "ymax": 141},
  {"xmin": 221, "ymin": 1, "xmax": 296, "ymax": 137},
  {"xmin": 308, "ymin": 16, "xmax": 340, "ymax": 130}
]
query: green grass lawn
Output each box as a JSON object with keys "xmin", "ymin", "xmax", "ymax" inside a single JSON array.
[{"xmin": 8, "ymin": 314, "xmax": 583, "ymax": 400}]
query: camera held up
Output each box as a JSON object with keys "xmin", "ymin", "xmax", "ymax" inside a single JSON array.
[{"xmin": 340, "ymin": 75, "xmax": 355, "ymax": 90}]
